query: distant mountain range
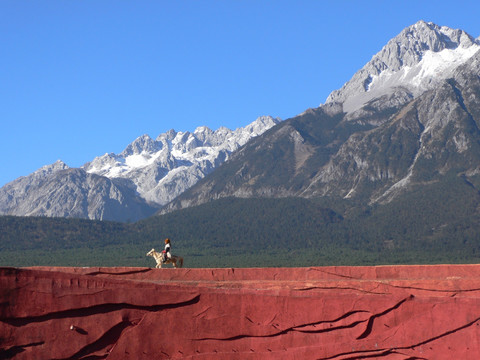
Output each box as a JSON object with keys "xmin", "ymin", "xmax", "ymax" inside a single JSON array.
[
  {"xmin": 0, "ymin": 116, "xmax": 280, "ymax": 221},
  {"xmin": 2, "ymin": 20, "xmax": 480, "ymax": 224}
]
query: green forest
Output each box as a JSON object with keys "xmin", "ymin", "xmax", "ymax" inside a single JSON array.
[{"xmin": 1, "ymin": 174, "xmax": 480, "ymax": 268}]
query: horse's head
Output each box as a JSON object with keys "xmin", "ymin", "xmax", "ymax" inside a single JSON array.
[{"xmin": 146, "ymin": 248, "xmax": 155, "ymax": 257}]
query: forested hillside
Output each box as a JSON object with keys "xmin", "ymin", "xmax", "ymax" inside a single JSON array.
[{"xmin": 2, "ymin": 180, "xmax": 480, "ymax": 268}]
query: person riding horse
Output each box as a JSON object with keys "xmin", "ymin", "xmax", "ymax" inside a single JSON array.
[{"xmin": 162, "ymin": 238, "xmax": 171, "ymax": 263}]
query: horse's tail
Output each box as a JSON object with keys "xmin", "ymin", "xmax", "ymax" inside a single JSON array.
[{"xmin": 178, "ymin": 257, "xmax": 184, "ymax": 268}]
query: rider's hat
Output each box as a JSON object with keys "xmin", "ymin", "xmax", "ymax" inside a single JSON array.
[{"xmin": 165, "ymin": 238, "xmax": 171, "ymax": 244}]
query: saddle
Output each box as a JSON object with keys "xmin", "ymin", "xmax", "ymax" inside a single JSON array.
[{"xmin": 161, "ymin": 250, "xmax": 169, "ymax": 263}]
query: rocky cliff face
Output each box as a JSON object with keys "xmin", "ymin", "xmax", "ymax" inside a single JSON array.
[
  {"xmin": 0, "ymin": 161, "xmax": 157, "ymax": 222},
  {"xmin": 2, "ymin": 265, "xmax": 480, "ymax": 359}
]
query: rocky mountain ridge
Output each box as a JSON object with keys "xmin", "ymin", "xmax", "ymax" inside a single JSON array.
[
  {"xmin": 83, "ymin": 115, "xmax": 280, "ymax": 205},
  {"xmin": 0, "ymin": 116, "xmax": 279, "ymax": 221}
]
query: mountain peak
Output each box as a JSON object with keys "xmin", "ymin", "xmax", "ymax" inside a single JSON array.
[
  {"xmin": 375, "ymin": 20, "xmax": 478, "ymax": 73},
  {"xmin": 120, "ymin": 134, "xmax": 161, "ymax": 157},
  {"xmin": 242, "ymin": 115, "xmax": 281, "ymax": 134},
  {"xmin": 396, "ymin": 20, "xmax": 477, "ymax": 60},
  {"xmin": 325, "ymin": 21, "xmax": 480, "ymax": 113},
  {"xmin": 35, "ymin": 160, "xmax": 69, "ymax": 176},
  {"xmin": 193, "ymin": 126, "xmax": 214, "ymax": 143}
]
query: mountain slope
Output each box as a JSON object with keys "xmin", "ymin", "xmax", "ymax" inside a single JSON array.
[{"xmin": 305, "ymin": 55, "xmax": 480, "ymax": 203}]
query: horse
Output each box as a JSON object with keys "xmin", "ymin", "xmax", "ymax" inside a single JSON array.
[{"xmin": 146, "ymin": 248, "xmax": 184, "ymax": 269}]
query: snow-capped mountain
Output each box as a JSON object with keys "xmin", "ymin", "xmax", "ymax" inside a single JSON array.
[
  {"xmin": 83, "ymin": 115, "xmax": 280, "ymax": 206},
  {"xmin": 326, "ymin": 20, "xmax": 480, "ymax": 113},
  {"xmin": 0, "ymin": 116, "xmax": 280, "ymax": 221},
  {"xmin": 162, "ymin": 20, "xmax": 480, "ymax": 214}
]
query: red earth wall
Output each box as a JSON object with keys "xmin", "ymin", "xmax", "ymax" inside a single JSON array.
[{"xmin": 1, "ymin": 264, "xmax": 480, "ymax": 359}]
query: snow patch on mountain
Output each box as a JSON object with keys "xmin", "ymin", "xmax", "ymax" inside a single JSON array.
[{"xmin": 367, "ymin": 44, "xmax": 479, "ymax": 93}]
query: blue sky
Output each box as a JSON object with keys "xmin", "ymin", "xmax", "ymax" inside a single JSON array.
[{"xmin": 2, "ymin": 1, "xmax": 480, "ymax": 187}]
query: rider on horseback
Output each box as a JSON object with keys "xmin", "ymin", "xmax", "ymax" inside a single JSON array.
[{"xmin": 162, "ymin": 238, "xmax": 171, "ymax": 263}]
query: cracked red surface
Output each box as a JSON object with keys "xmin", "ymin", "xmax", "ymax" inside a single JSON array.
[{"xmin": 1, "ymin": 265, "xmax": 480, "ymax": 359}]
